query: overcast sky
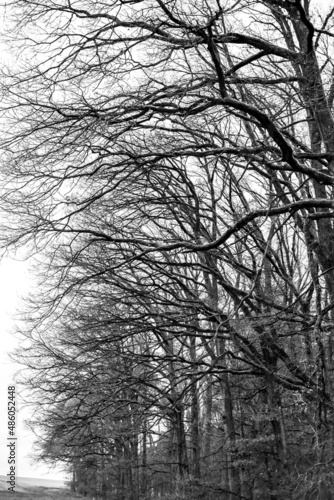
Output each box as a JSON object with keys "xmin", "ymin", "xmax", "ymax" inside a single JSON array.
[
  {"xmin": 0, "ymin": 3, "xmax": 68, "ymax": 481},
  {"xmin": 0, "ymin": 258, "xmax": 67, "ymax": 480}
]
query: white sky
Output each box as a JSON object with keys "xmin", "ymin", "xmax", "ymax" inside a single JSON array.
[
  {"xmin": 0, "ymin": 258, "xmax": 68, "ymax": 481},
  {"xmin": 0, "ymin": 4, "xmax": 68, "ymax": 483}
]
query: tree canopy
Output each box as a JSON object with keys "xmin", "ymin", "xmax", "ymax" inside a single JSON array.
[{"xmin": 2, "ymin": 0, "xmax": 334, "ymax": 499}]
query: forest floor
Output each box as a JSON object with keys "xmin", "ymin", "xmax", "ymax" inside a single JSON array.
[{"xmin": 0, "ymin": 476, "xmax": 83, "ymax": 499}]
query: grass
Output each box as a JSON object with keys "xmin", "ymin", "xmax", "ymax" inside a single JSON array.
[{"xmin": 0, "ymin": 489, "xmax": 81, "ymax": 499}]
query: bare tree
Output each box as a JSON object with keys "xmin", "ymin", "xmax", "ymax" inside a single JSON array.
[{"xmin": 4, "ymin": 1, "xmax": 334, "ymax": 499}]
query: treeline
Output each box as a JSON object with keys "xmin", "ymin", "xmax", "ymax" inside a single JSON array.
[{"xmin": 1, "ymin": 1, "xmax": 334, "ymax": 499}]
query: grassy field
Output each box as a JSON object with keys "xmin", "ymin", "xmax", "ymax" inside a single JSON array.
[
  {"xmin": 0, "ymin": 476, "xmax": 83, "ymax": 499},
  {"xmin": 0, "ymin": 490, "xmax": 78, "ymax": 499}
]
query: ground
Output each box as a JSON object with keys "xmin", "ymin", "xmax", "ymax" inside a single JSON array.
[{"xmin": 0, "ymin": 476, "xmax": 83, "ymax": 499}]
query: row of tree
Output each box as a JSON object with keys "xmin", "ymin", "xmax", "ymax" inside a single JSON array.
[{"xmin": 1, "ymin": 0, "xmax": 334, "ymax": 498}]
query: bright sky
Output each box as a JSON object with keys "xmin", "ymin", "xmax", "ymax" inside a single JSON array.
[
  {"xmin": 0, "ymin": 3, "xmax": 68, "ymax": 483},
  {"xmin": 0, "ymin": 258, "xmax": 67, "ymax": 481}
]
